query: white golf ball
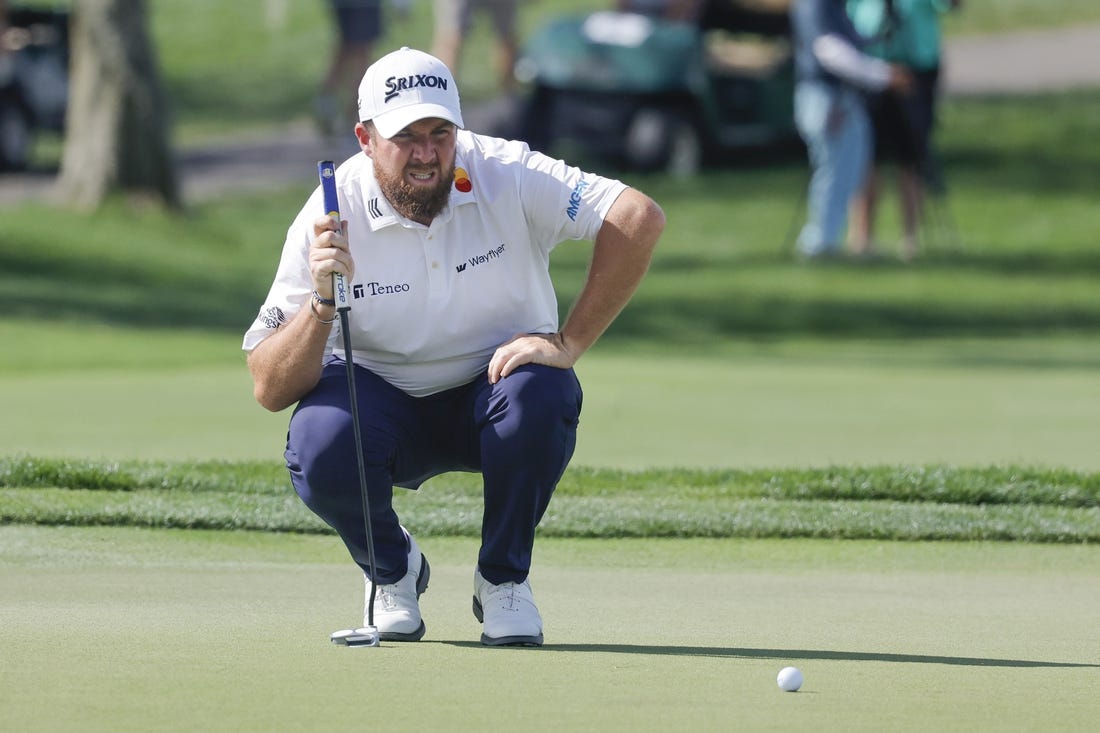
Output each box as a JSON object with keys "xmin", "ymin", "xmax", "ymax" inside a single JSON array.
[{"xmin": 777, "ymin": 666, "xmax": 803, "ymax": 692}]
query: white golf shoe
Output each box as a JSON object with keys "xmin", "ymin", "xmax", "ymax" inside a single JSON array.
[
  {"xmin": 472, "ymin": 568, "xmax": 543, "ymax": 646},
  {"xmin": 365, "ymin": 528, "xmax": 430, "ymax": 641}
]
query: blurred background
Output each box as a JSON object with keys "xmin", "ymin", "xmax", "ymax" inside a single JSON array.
[
  {"xmin": 2, "ymin": 1, "xmax": 1097, "ymax": 182},
  {"xmin": 1, "ymin": 0, "xmax": 1098, "ymax": 470}
]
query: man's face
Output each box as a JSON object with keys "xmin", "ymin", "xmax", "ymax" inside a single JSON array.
[{"xmin": 358, "ymin": 117, "xmax": 457, "ymax": 225}]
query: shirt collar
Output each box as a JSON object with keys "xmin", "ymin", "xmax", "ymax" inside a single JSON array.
[{"xmin": 361, "ymin": 149, "xmax": 478, "ymax": 231}]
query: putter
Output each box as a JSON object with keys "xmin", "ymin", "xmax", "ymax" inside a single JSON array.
[{"xmin": 318, "ymin": 160, "xmax": 381, "ymax": 649}]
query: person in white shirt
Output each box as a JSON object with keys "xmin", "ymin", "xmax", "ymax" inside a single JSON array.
[
  {"xmin": 789, "ymin": 0, "xmax": 912, "ymax": 259},
  {"xmin": 244, "ymin": 47, "xmax": 664, "ymax": 646}
]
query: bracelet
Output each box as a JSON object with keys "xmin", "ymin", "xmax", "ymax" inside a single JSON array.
[
  {"xmin": 312, "ymin": 290, "xmax": 336, "ymax": 307},
  {"xmin": 309, "ymin": 298, "xmax": 336, "ymax": 325}
]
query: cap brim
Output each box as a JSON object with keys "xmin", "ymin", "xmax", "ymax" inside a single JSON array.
[{"xmin": 372, "ymin": 103, "xmax": 465, "ymax": 139}]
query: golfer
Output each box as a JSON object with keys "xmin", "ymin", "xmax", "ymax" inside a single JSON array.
[{"xmin": 243, "ymin": 47, "xmax": 664, "ymax": 646}]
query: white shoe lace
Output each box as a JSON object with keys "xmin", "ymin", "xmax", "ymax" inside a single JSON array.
[
  {"xmin": 375, "ymin": 584, "xmax": 401, "ymax": 612},
  {"xmin": 486, "ymin": 580, "xmax": 533, "ymax": 612},
  {"xmin": 491, "ymin": 583, "xmax": 516, "ymax": 608}
]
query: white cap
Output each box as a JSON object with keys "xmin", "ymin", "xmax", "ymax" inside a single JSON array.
[{"xmin": 356, "ymin": 47, "xmax": 464, "ymax": 138}]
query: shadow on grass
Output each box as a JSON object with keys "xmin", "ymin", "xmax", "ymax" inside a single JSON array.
[{"xmin": 438, "ymin": 641, "xmax": 1099, "ymax": 668}]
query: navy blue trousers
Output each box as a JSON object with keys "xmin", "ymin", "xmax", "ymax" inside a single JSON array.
[{"xmin": 285, "ymin": 358, "xmax": 582, "ymax": 585}]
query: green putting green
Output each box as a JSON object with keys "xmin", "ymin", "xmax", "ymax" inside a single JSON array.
[{"xmin": 2, "ymin": 526, "xmax": 1097, "ymax": 732}]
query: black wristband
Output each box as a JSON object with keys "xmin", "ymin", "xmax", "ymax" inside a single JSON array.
[{"xmin": 312, "ymin": 290, "xmax": 336, "ymax": 307}]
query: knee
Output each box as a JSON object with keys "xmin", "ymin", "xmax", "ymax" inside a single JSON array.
[
  {"xmin": 288, "ymin": 399, "xmax": 350, "ymax": 471},
  {"xmin": 287, "ymin": 398, "xmax": 394, "ymax": 492},
  {"xmin": 494, "ymin": 365, "xmax": 582, "ymax": 431}
]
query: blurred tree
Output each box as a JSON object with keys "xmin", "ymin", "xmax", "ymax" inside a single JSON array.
[{"xmin": 56, "ymin": 0, "xmax": 179, "ymax": 210}]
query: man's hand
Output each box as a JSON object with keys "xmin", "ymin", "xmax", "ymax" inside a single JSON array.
[
  {"xmin": 487, "ymin": 332, "xmax": 580, "ymax": 384},
  {"xmin": 310, "ymin": 215, "xmax": 354, "ymax": 300}
]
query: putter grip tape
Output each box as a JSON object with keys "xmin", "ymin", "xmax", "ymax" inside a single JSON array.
[{"xmin": 317, "ymin": 160, "xmax": 350, "ymax": 310}]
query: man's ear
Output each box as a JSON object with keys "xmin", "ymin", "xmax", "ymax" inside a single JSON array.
[{"xmin": 354, "ymin": 122, "xmax": 374, "ymax": 157}]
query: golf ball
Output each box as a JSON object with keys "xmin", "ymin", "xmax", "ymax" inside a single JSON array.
[{"xmin": 777, "ymin": 666, "xmax": 803, "ymax": 692}]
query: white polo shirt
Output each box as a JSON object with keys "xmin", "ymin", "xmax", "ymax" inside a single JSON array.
[{"xmin": 242, "ymin": 131, "xmax": 628, "ymax": 397}]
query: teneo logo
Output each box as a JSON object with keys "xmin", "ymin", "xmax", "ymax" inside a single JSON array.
[
  {"xmin": 384, "ymin": 74, "xmax": 449, "ymax": 103},
  {"xmin": 458, "ymin": 243, "xmax": 505, "ymax": 273},
  {"xmin": 566, "ymin": 178, "xmax": 590, "ymax": 221},
  {"xmin": 363, "ymin": 281, "xmax": 412, "ymax": 296}
]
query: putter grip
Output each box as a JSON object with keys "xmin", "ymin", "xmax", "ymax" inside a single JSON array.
[{"xmin": 317, "ymin": 160, "xmax": 350, "ymax": 310}]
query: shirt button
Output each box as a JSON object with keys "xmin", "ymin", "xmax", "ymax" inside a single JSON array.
[{"xmin": 431, "ymin": 261, "xmax": 439, "ymax": 269}]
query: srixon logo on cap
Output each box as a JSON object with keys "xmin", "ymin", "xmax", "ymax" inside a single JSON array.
[{"xmin": 384, "ymin": 74, "xmax": 449, "ymax": 103}]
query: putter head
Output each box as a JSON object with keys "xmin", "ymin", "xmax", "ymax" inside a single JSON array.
[{"xmin": 330, "ymin": 626, "xmax": 380, "ymax": 647}]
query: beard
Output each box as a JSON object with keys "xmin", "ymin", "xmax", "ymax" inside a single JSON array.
[{"xmin": 374, "ymin": 160, "xmax": 454, "ymax": 224}]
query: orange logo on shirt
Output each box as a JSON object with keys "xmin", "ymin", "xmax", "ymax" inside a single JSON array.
[{"xmin": 454, "ymin": 167, "xmax": 472, "ymax": 193}]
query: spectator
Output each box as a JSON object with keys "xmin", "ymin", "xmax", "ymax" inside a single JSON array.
[
  {"xmin": 315, "ymin": 0, "xmax": 385, "ymax": 138},
  {"xmin": 243, "ymin": 47, "xmax": 664, "ymax": 646},
  {"xmin": 0, "ymin": 0, "xmax": 12, "ymax": 52},
  {"xmin": 616, "ymin": 0, "xmax": 702, "ymax": 21},
  {"xmin": 847, "ymin": 0, "xmax": 961, "ymax": 261},
  {"xmin": 789, "ymin": 0, "xmax": 913, "ymax": 260},
  {"xmin": 432, "ymin": 0, "xmax": 519, "ymax": 96}
]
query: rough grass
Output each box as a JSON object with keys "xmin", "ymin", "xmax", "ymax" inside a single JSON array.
[{"xmin": 3, "ymin": 457, "xmax": 1096, "ymax": 542}]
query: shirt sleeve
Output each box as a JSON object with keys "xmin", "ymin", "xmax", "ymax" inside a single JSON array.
[
  {"xmin": 516, "ymin": 147, "xmax": 629, "ymax": 251},
  {"xmin": 241, "ymin": 194, "xmax": 334, "ymax": 355},
  {"xmin": 813, "ymin": 33, "xmax": 893, "ymax": 90}
]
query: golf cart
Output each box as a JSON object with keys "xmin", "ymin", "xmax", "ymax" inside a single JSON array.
[
  {"xmin": 514, "ymin": 0, "xmax": 796, "ymax": 175},
  {"xmin": 0, "ymin": 5, "xmax": 70, "ymax": 171}
]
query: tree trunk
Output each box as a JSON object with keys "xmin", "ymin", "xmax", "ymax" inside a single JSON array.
[{"xmin": 56, "ymin": 0, "xmax": 179, "ymax": 210}]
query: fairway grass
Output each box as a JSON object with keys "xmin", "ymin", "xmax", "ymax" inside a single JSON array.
[
  {"xmin": 4, "ymin": 337, "xmax": 1099, "ymax": 470},
  {"xmin": 2, "ymin": 527, "xmax": 1098, "ymax": 733}
]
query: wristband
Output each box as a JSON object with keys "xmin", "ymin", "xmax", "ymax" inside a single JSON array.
[
  {"xmin": 312, "ymin": 290, "xmax": 336, "ymax": 308},
  {"xmin": 309, "ymin": 299, "xmax": 336, "ymax": 325}
]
